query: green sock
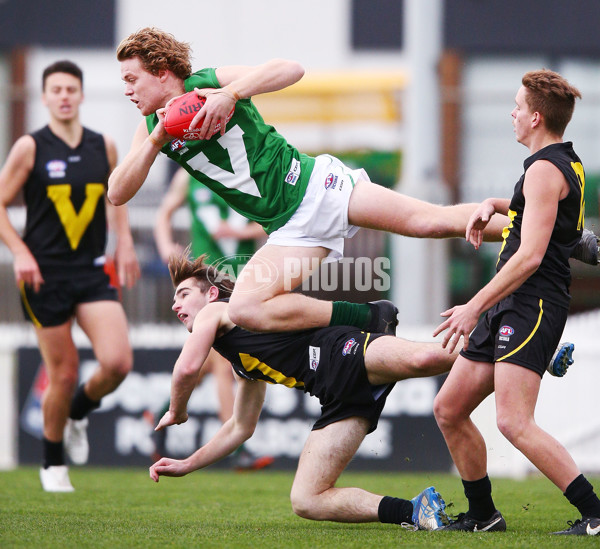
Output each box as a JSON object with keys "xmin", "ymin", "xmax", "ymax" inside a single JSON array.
[{"xmin": 329, "ymin": 301, "xmax": 372, "ymax": 329}]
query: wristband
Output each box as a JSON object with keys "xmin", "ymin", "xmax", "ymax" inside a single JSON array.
[
  {"xmin": 226, "ymin": 86, "xmax": 241, "ymax": 102},
  {"xmin": 219, "ymin": 86, "xmax": 241, "ymax": 102}
]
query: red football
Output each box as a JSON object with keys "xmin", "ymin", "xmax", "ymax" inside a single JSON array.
[{"xmin": 163, "ymin": 91, "xmax": 234, "ymax": 140}]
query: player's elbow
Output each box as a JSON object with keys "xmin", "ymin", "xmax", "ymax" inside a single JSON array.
[
  {"xmin": 520, "ymin": 251, "xmax": 543, "ymax": 275},
  {"xmin": 107, "ymin": 185, "xmax": 125, "ymax": 206},
  {"xmin": 272, "ymin": 58, "xmax": 305, "ymax": 84},
  {"xmin": 289, "ymin": 61, "xmax": 305, "ymax": 82},
  {"xmin": 233, "ymin": 420, "xmax": 256, "ymax": 443}
]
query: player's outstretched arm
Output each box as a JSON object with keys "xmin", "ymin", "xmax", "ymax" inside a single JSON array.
[
  {"xmin": 215, "ymin": 58, "xmax": 305, "ymax": 102},
  {"xmin": 107, "ymin": 120, "xmax": 165, "ymax": 205},
  {"xmin": 149, "ymin": 379, "xmax": 266, "ymax": 481},
  {"xmin": 161, "ymin": 307, "xmax": 224, "ymax": 425}
]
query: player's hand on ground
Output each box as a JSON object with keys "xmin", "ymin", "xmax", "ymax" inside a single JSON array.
[
  {"xmin": 466, "ymin": 200, "xmax": 496, "ymax": 250},
  {"xmin": 433, "ymin": 304, "xmax": 479, "ymax": 353},
  {"xmin": 155, "ymin": 409, "xmax": 188, "ymax": 431},
  {"xmin": 149, "ymin": 457, "xmax": 190, "ymax": 482},
  {"xmin": 13, "ymin": 249, "xmax": 44, "ymax": 292}
]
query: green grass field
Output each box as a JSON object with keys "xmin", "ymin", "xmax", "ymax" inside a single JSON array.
[{"xmin": 1, "ymin": 468, "xmax": 598, "ymax": 548}]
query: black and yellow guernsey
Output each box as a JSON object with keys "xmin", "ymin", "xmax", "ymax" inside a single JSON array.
[
  {"xmin": 23, "ymin": 125, "xmax": 110, "ymax": 268},
  {"xmin": 213, "ymin": 323, "xmax": 383, "ymax": 406},
  {"xmin": 496, "ymin": 141, "xmax": 584, "ymax": 307}
]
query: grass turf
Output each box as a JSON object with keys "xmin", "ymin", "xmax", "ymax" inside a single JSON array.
[{"xmin": 1, "ymin": 468, "xmax": 599, "ymax": 548}]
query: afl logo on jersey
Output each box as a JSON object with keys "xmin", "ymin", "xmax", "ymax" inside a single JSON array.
[
  {"xmin": 342, "ymin": 338, "xmax": 357, "ymax": 356},
  {"xmin": 170, "ymin": 139, "xmax": 189, "ymax": 155},
  {"xmin": 46, "ymin": 160, "xmax": 66, "ymax": 178},
  {"xmin": 324, "ymin": 173, "xmax": 338, "ymax": 190}
]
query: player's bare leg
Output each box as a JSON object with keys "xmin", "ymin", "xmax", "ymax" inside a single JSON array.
[
  {"xmin": 228, "ymin": 244, "xmax": 332, "ymax": 331},
  {"xmin": 494, "ymin": 362, "xmax": 581, "ymax": 491},
  {"xmin": 290, "ymin": 416, "xmax": 382, "ymax": 522},
  {"xmin": 348, "ymin": 180, "xmax": 507, "ymax": 241},
  {"xmin": 433, "ymin": 356, "xmax": 495, "ymax": 480},
  {"xmin": 76, "ymin": 301, "xmax": 132, "ymax": 400},
  {"xmin": 364, "ymin": 336, "xmax": 459, "ymax": 385},
  {"xmin": 36, "ymin": 322, "xmax": 80, "ymax": 442}
]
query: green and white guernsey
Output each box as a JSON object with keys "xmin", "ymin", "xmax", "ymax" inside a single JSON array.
[{"xmin": 146, "ymin": 68, "xmax": 315, "ymax": 234}]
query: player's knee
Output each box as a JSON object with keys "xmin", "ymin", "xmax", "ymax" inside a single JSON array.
[
  {"xmin": 496, "ymin": 413, "xmax": 526, "ymax": 446},
  {"xmin": 227, "ymin": 297, "xmax": 265, "ymax": 331},
  {"xmin": 100, "ymin": 350, "xmax": 133, "ymax": 382},
  {"xmin": 46, "ymin": 358, "xmax": 79, "ymax": 393},
  {"xmin": 412, "ymin": 348, "xmax": 445, "ymax": 375},
  {"xmin": 290, "ymin": 490, "xmax": 318, "ymax": 520},
  {"xmin": 53, "ymin": 369, "xmax": 79, "ymax": 395},
  {"xmin": 433, "ymin": 394, "xmax": 455, "ymax": 431}
]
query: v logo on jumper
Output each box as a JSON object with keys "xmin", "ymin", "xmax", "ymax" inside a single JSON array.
[{"xmin": 47, "ymin": 183, "xmax": 105, "ymax": 250}]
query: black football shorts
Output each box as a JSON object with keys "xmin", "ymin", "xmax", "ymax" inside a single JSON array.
[
  {"xmin": 460, "ymin": 293, "xmax": 569, "ymax": 377},
  {"xmin": 20, "ymin": 265, "xmax": 118, "ymax": 328},
  {"xmin": 310, "ymin": 328, "xmax": 392, "ymax": 434}
]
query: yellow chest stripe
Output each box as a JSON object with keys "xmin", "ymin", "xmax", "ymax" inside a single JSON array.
[{"xmin": 238, "ymin": 352, "xmax": 305, "ymax": 388}]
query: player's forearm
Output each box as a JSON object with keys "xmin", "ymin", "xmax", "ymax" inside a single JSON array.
[
  {"xmin": 107, "ymin": 138, "xmax": 161, "ymax": 205},
  {"xmin": 0, "ymin": 206, "xmax": 29, "ymax": 256},
  {"xmin": 220, "ymin": 59, "xmax": 304, "ymax": 100},
  {"xmin": 468, "ymin": 250, "xmax": 540, "ymax": 315},
  {"xmin": 485, "ymin": 197, "xmax": 511, "ymax": 216},
  {"xmin": 106, "ymin": 201, "xmax": 135, "ymax": 244},
  {"xmin": 169, "ymin": 368, "xmax": 200, "ymax": 418},
  {"xmin": 153, "ymin": 212, "xmax": 176, "ymax": 261},
  {"xmin": 184, "ymin": 419, "xmax": 253, "ymax": 472}
]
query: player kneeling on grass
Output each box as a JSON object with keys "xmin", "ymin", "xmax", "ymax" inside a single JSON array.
[{"xmin": 149, "ymin": 250, "xmax": 459, "ymax": 530}]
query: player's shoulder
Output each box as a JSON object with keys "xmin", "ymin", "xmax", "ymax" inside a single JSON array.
[
  {"xmin": 199, "ymin": 299, "xmax": 231, "ymax": 326},
  {"xmin": 8, "ymin": 133, "xmax": 36, "ymax": 163}
]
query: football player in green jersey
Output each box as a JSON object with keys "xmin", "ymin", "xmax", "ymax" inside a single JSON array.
[{"xmin": 109, "ymin": 27, "xmax": 598, "ymax": 337}]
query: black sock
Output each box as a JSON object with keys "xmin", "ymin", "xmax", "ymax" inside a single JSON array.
[
  {"xmin": 463, "ymin": 475, "xmax": 496, "ymax": 521},
  {"xmin": 329, "ymin": 301, "xmax": 371, "ymax": 329},
  {"xmin": 378, "ymin": 496, "xmax": 414, "ymax": 525},
  {"xmin": 43, "ymin": 438, "xmax": 64, "ymax": 468},
  {"xmin": 565, "ymin": 474, "xmax": 600, "ymax": 518},
  {"xmin": 69, "ymin": 384, "xmax": 100, "ymax": 420}
]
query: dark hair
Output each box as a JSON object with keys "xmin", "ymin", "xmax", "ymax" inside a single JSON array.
[
  {"xmin": 42, "ymin": 60, "xmax": 83, "ymax": 91},
  {"xmin": 116, "ymin": 27, "xmax": 192, "ymax": 80},
  {"xmin": 522, "ymin": 69, "xmax": 582, "ymax": 136},
  {"xmin": 168, "ymin": 247, "xmax": 234, "ymax": 299}
]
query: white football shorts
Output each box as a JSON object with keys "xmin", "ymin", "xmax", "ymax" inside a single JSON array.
[{"xmin": 266, "ymin": 154, "xmax": 364, "ymax": 261}]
